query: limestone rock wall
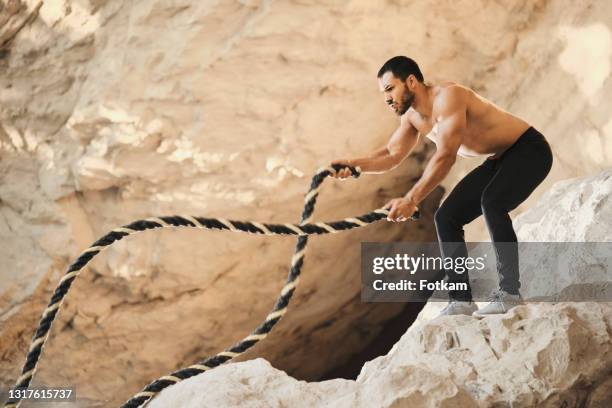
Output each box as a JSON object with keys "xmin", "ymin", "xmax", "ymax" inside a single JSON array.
[
  {"xmin": 1, "ymin": 1, "xmax": 439, "ymax": 404},
  {"xmin": 1, "ymin": 0, "xmax": 611, "ymax": 406}
]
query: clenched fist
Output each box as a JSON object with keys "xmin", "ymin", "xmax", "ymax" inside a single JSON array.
[
  {"xmin": 383, "ymin": 196, "xmax": 419, "ymax": 222},
  {"xmin": 329, "ymin": 159, "xmax": 355, "ymax": 179}
]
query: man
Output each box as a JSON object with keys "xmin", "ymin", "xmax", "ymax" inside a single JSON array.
[{"xmin": 330, "ymin": 56, "xmax": 553, "ymax": 317}]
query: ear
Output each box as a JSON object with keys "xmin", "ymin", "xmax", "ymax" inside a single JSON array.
[{"xmin": 406, "ymin": 74, "xmax": 416, "ymax": 89}]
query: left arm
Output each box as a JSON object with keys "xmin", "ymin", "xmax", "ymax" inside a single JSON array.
[{"xmin": 405, "ymin": 87, "xmax": 466, "ymax": 205}]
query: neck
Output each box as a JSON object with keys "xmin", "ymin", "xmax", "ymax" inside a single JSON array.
[{"xmin": 411, "ymin": 83, "xmax": 434, "ymax": 119}]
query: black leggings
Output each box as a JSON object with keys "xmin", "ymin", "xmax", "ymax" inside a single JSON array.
[{"xmin": 434, "ymin": 126, "xmax": 553, "ymax": 301}]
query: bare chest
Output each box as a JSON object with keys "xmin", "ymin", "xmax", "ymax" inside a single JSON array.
[
  {"xmin": 423, "ymin": 124, "xmax": 487, "ymax": 158},
  {"xmin": 413, "ymin": 114, "xmax": 491, "ymax": 158}
]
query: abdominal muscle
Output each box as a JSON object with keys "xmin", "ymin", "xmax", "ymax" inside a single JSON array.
[{"xmin": 427, "ymin": 129, "xmax": 517, "ymax": 159}]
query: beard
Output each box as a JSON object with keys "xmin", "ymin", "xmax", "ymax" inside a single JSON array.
[{"xmin": 396, "ymin": 89, "xmax": 415, "ymax": 115}]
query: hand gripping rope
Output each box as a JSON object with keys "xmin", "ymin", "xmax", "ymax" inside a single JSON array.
[{"xmin": 4, "ymin": 164, "xmax": 420, "ymax": 408}]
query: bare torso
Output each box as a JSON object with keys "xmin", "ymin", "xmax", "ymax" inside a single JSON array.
[{"xmin": 406, "ymin": 82, "xmax": 531, "ymax": 159}]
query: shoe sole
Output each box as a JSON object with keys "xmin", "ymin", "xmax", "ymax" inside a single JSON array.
[
  {"xmin": 472, "ymin": 302, "xmax": 525, "ymax": 318},
  {"xmin": 472, "ymin": 309, "xmax": 513, "ymax": 317},
  {"xmin": 438, "ymin": 309, "xmax": 478, "ymax": 318}
]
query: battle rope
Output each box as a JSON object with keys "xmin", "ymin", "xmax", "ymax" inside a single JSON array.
[{"xmin": 4, "ymin": 164, "xmax": 420, "ymax": 408}]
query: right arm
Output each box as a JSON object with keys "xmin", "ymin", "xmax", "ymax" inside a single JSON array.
[{"xmin": 332, "ymin": 117, "xmax": 420, "ymax": 176}]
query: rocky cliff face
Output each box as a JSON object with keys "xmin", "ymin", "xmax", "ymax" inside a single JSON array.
[
  {"xmin": 147, "ymin": 303, "xmax": 612, "ymax": 408},
  {"xmin": 1, "ymin": 0, "xmax": 611, "ymax": 406},
  {"xmin": 1, "ymin": 1, "xmax": 440, "ymax": 404}
]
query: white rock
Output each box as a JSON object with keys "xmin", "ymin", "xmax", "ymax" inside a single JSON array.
[{"xmin": 147, "ymin": 303, "xmax": 612, "ymax": 408}]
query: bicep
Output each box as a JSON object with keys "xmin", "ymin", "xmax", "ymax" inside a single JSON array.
[
  {"xmin": 386, "ymin": 122, "xmax": 419, "ymax": 160},
  {"xmin": 433, "ymin": 91, "xmax": 467, "ymax": 160}
]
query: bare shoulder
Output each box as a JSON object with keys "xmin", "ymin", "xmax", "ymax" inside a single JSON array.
[
  {"xmin": 432, "ymin": 83, "xmax": 470, "ymax": 118},
  {"xmin": 400, "ymin": 108, "xmax": 419, "ymax": 129},
  {"xmin": 435, "ymin": 83, "xmax": 470, "ymax": 102}
]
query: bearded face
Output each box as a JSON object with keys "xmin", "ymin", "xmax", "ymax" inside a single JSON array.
[
  {"xmin": 395, "ymin": 86, "xmax": 415, "ymax": 115},
  {"xmin": 379, "ymin": 71, "xmax": 416, "ymax": 116}
]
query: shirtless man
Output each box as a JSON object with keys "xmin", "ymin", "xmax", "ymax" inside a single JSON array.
[{"xmin": 330, "ymin": 56, "xmax": 553, "ymax": 317}]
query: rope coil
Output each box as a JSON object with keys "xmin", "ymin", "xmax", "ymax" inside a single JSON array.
[{"xmin": 3, "ymin": 164, "xmax": 420, "ymax": 408}]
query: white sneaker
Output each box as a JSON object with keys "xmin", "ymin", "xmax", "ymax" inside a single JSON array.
[
  {"xmin": 436, "ymin": 299, "xmax": 478, "ymax": 317},
  {"xmin": 472, "ymin": 289, "xmax": 524, "ymax": 317}
]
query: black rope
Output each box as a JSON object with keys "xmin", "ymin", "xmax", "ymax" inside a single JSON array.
[{"xmin": 3, "ymin": 164, "xmax": 420, "ymax": 408}]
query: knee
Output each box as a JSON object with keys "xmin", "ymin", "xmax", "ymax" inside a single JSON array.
[
  {"xmin": 434, "ymin": 205, "xmax": 454, "ymax": 228},
  {"xmin": 480, "ymin": 195, "xmax": 506, "ymax": 215}
]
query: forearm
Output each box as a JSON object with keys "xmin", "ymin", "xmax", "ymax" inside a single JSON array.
[
  {"xmin": 338, "ymin": 128, "xmax": 418, "ymax": 174},
  {"xmin": 366, "ymin": 145, "xmax": 391, "ymax": 159},
  {"xmin": 348, "ymin": 152, "xmax": 401, "ymax": 174},
  {"xmin": 405, "ymin": 155, "xmax": 455, "ymax": 204}
]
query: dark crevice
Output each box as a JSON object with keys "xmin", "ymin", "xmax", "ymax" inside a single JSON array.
[{"xmin": 317, "ymin": 282, "xmax": 442, "ymax": 381}]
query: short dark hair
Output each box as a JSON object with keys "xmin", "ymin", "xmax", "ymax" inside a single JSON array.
[{"xmin": 377, "ymin": 56, "xmax": 424, "ymax": 82}]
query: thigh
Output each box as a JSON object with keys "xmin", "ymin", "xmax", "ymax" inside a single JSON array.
[
  {"xmin": 438, "ymin": 159, "xmax": 496, "ymax": 224},
  {"xmin": 482, "ymin": 138, "xmax": 553, "ymax": 211}
]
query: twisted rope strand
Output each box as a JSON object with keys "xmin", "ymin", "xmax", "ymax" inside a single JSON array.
[{"xmin": 4, "ymin": 165, "xmax": 419, "ymax": 408}]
